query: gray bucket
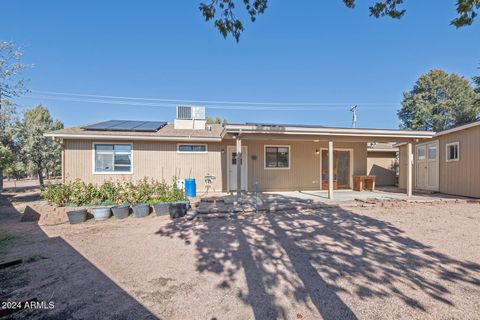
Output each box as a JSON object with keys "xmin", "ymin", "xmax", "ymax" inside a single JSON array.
[
  {"xmin": 92, "ymin": 207, "xmax": 112, "ymax": 221},
  {"xmin": 169, "ymin": 201, "xmax": 188, "ymax": 219},
  {"xmin": 132, "ymin": 203, "xmax": 150, "ymax": 218},
  {"xmin": 112, "ymin": 204, "xmax": 130, "ymax": 219},
  {"xmin": 153, "ymin": 202, "xmax": 171, "ymax": 216},
  {"xmin": 66, "ymin": 209, "xmax": 87, "ymax": 224}
]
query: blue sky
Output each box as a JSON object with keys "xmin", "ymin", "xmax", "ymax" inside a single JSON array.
[{"xmin": 2, "ymin": 0, "xmax": 479, "ymax": 128}]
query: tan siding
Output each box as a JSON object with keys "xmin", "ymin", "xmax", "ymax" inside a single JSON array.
[
  {"xmin": 220, "ymin": 140, "xmax": 367, "ymax": 191},
  {"xmin": 367, "ymin": 151, "xmax": 397, "ymax": 186},
  {"xmin": 64, "ymin": 139, "xmax": 368, "ymax": 193},
  {"xmin": 438, "ymin": 126, "xmax": 480, "ymax": 198},
  {"xmin": 398, "ymin": 145, "xmax": 407, "ymax": 189},
  {"xmin": 398, "ymin": 125, "xmax": 480, "ymax": 197},
  {"xmin": 64, "ymin": 140, "xmax": 224, "ymax": 192}
]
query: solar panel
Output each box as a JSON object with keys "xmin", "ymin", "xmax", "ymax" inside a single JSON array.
[
  {"xmin": 109, "ymin": 121, "xmax": 145, "ymax": 131},
  {"xmin": 82, "ymin": 120, "xmax": 126, "ymax": 130},
  {"xmin": 82, "ymin": 120, "xmax": 167, "ymax": 132},
  {"xmin": 132, "ymin": 121, "xmax": 167, "ymax": 131}
]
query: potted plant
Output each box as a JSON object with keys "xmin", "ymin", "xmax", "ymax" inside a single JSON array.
[
  {"xmin": 66, "ymin": 209, "xmax": 87, "ymax": 224},
  {"xmin": 91, "ymin": 207, "xmax": 112, "ymax": 221},
  {"xmin": 132, "ymin": 203, "xmax": 150, "ymax": 217},
  {"xmin": 151, "ymin": 200, "xmax": 170, "ymax": 216},
  {"xmin": 112, "ymin": 203, "xmax": 130, "ymax": 219},
  {"xmin": 91, "ymin": 200, "xmax": 114, "ymax": 221},
  {"xmin": 169, "ymin": 201, "xmax": 188, "ymax": 219}
]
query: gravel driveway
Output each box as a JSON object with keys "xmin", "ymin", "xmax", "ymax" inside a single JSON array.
[{"xmin": 1, "ymin": 192, "xmax": 479, "ymax": 319}]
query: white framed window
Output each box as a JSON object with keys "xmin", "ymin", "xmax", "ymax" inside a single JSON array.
[
  {"xmin": 93, "ymin": 143, "xmax": 132, "ymax": 174},
  {"xmin": 264, "ymin": 145, "xmax": 290, "ymax": 169},
  {"xmin": 177, "ymin": 143, "xmax": 207, "ymax": 153},
  {"xmin": 445, "ymin": 142, "xmax": 459, "ymax": 162}
]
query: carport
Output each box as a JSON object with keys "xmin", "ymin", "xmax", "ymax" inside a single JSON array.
[{"xmin": 224, "ymin": 124, "xmax": 435, "ymax": 200}]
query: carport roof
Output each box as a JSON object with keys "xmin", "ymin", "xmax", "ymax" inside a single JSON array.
[{"xmin": 225, "ymin": 123, "xmax": 435, "ymax": 140}]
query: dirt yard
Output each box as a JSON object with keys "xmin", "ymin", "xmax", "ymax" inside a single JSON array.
[{"xmin": 0, "ymin": 188, "xmax": 479, "ymax": 320}]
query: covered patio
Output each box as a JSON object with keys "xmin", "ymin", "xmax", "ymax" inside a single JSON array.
[{"xmin": 224, "ymin": 123, "xmax": 435, "ymax": 200}]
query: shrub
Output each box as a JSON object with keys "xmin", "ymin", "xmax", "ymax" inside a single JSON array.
[
  {"xmin": 40, "ymin": 178, "xmax": 186, "ymax": 207},
  {"xmin": 41, "ymin": 183, "xmax": 71, "ymax": 206}
]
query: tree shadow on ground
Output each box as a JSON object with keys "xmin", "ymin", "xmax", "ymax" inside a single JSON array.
[
  {"xmin": 157, "ymin": 195, "xmax": 480, "ymax": 320},
  {"xmin": 0, "ymin": 190, "xmax": 157, "ymax": 319}
]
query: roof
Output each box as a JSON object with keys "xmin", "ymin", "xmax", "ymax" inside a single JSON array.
[
  {"xmin": 45, "ymin": 123, "xmax": 226, "ymax": 142},
  {"xmin": 46, "ymin": 120, "xmax": 436, "ymax": 142},
  {"xmin": 395, "ymin": 121, "xmax": 480, "ymax": 146},
  {"xmin": 367, "ymin": 142, "xmax": 398, "ymax": 152},
  {"xmin": 435, "ymin": 120, "xmax": 480, "ymax": 137},
  {"xmin": 225, "ymin": 123, "xmax": 435, "ymax": 139}
]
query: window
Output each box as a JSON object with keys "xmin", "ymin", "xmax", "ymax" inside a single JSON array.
[
  {"xmin": 446, "ymin": 142, "xmax": 459, "ymax": 162},
  {"xmin": 265, "ymin": 146, "xmax": 290, "ymax": 169},
  {"xmin": 417, "ymin": 147, "xmax": 426, "ymax": 160},
  {"xmin": 177, "ymin": 144, "xmax": 207, "ymax": 153},
  {"xmin": 94, "ymin": 144, "xmax": 132, "ymax": 173},
  {"xmin": 231, "ymin": 152, "xmax": 242, "ymax": 165},
  {"xmin": 428, "ymin": 145, "xmax": 437, "ymax": 160}
]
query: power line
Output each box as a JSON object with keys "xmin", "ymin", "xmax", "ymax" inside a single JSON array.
[
  {"xmin": 29, "ymin": 90, "xmax": 401, "ymax": 108},
  {"xmin": 25, "ymin": 94, "xmax": 399, "ymax": 111}
]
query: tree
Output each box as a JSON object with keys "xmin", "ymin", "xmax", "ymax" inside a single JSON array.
[
  {"xmin": 206, "ymin": 116, "xmax": 229, "ymax": 124},
  {"xmin": 19, "ymin": 105, "xmax": 63, "ymax": 187},
  {"xmin": 199, "ymin": 0, "xmax": 479, "ymax": 41},
  {"xmin": 0, "ymin": 145, "xmax": 13, "ymax": 175},
  {"xmin": 0, "ymin": 102, "xmax": 20, "ymax": 191},
  {"xmin": 0, "ymin": 41, "xmax": 29, "ymax": 191},
  {"xmin": 474, "ymin": 64, "xmax": 480, "ymax": 95},
  {"xmin": 398, "ymin": 69, "xmax": 478, "ymax": 132}
]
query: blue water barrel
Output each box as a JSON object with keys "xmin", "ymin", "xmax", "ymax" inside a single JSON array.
[{"xmin": 184, "ymin": 178, "xmax": 196, "ymax": 198}]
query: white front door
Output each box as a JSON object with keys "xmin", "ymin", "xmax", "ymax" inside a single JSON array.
[
  {"xmin": 227, "ymin": 146, "xmax": 248, "ymax": 191},
  {"xmin": 415, "ymin": 141, "xmax": 439, "ymax": 191}
]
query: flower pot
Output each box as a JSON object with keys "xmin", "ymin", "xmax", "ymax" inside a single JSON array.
[
  {"xmin": 112, "ymin": 204, "xmax": 130, "ymax": 219},
  {"xmin": 169, "ymin": 201, "xmax": 188, "ymax": 219},
  {"xmin": 132, "ymin": 203, "xmax": 150, "ymax": 218},
  {"xmin": 153, "ymin": 202, "xmax": 171, "ymax": 216},
  {"xmin": 66, "ymin": 209, "xmax": 87, "ymax": 224},
  {"xmin": 92, "ymin": 207, "xmax": 112, "ymax": 221}
]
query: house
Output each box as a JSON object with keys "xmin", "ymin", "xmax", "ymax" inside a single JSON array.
[
  {"xmin": 45, "ymin": 106, "xmax": 435, "ymax": 199},
  {"xmin": 398, "ymin": 121, "xmax": 480, "ymax": 198}
]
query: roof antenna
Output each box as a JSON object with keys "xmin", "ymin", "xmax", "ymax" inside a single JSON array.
[{"xmin": 350, "ymin": 105, "xmax": 357, "ymax": 128}]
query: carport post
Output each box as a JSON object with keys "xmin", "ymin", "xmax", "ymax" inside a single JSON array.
[
  {"xmin": 407, "ymin": 142, "xmax": 413, "ymax": 197},
  {"xmin": 236, "ymin": 134, "xmax": 242, "ymax": 201},
  {"xmin": 328, "ymin": 140, "xmax": 334, "ymax": 200}
]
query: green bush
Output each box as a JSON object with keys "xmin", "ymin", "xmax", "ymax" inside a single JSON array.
[{"xmin": 41, "ymin": 178, "xmax": 186, "ymax": 207}]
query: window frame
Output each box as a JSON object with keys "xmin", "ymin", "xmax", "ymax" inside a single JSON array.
[
  {"xmin": 445, "ymin": 142, "xmax": 460, "ymax": 162},
  {"xmin": 264, "ymin": 145, "xmax": 291, "ymax": 170},
  {"xmin": 92, "ymin": 142, "xmax": 133, "ymax": 174},
  {"xmin": 176, "ymin": 143, "xmax": 208, "ymax": 154}
]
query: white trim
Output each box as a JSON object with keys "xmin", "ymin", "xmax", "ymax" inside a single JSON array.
[
  {"xmin": 319, "ymin": 148, "xmax": 354, "ymax": 189},
  {"xmin": 45, "ymin": 133, "xmax": 223, "ymax": 142},
  {"xmin": 367, "ymin": 148, "xmax": 398, "ymax": 153},
  {"xmin": 176, "ymin": 143, "xmax": 208, "ymax": 153},
  {"xmin": 226, "ymin": 145, "xmax": 248, "ymax": 192},
  {"xmin": 445, "ymin": 142, "xmax": 460, "ymax": 162},
  {"xmin": 436, "ymin": 121, "xmax": 480, "ymax": 137},
  {"xmin": 264, "ymin": 145, "xmax": 291, "ymax": 170},
  {"xmin": 92, "ymin": 142, "xmax": 133, "ymax": 175},
  {"xmin": 226, "ymin": 124, "xmax": 435, "ymax": 139}
]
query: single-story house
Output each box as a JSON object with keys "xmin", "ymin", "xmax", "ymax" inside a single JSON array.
[
  {"xmin": 398, "ymin": 120, "xmax": 480, "ymax": 198},
  {"xmin": 46, "ymin": 106, "xmax": 435, "ymax": 199}
]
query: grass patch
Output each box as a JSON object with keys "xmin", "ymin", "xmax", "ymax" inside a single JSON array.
[{"xmin": 0, "ymin": 234, "xmax": 20, "ymax": 255}]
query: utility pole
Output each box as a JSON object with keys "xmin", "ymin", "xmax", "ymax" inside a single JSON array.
[{"xmin": 350, "ymin": 105, "xmax": 357, "ymax": 128}]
